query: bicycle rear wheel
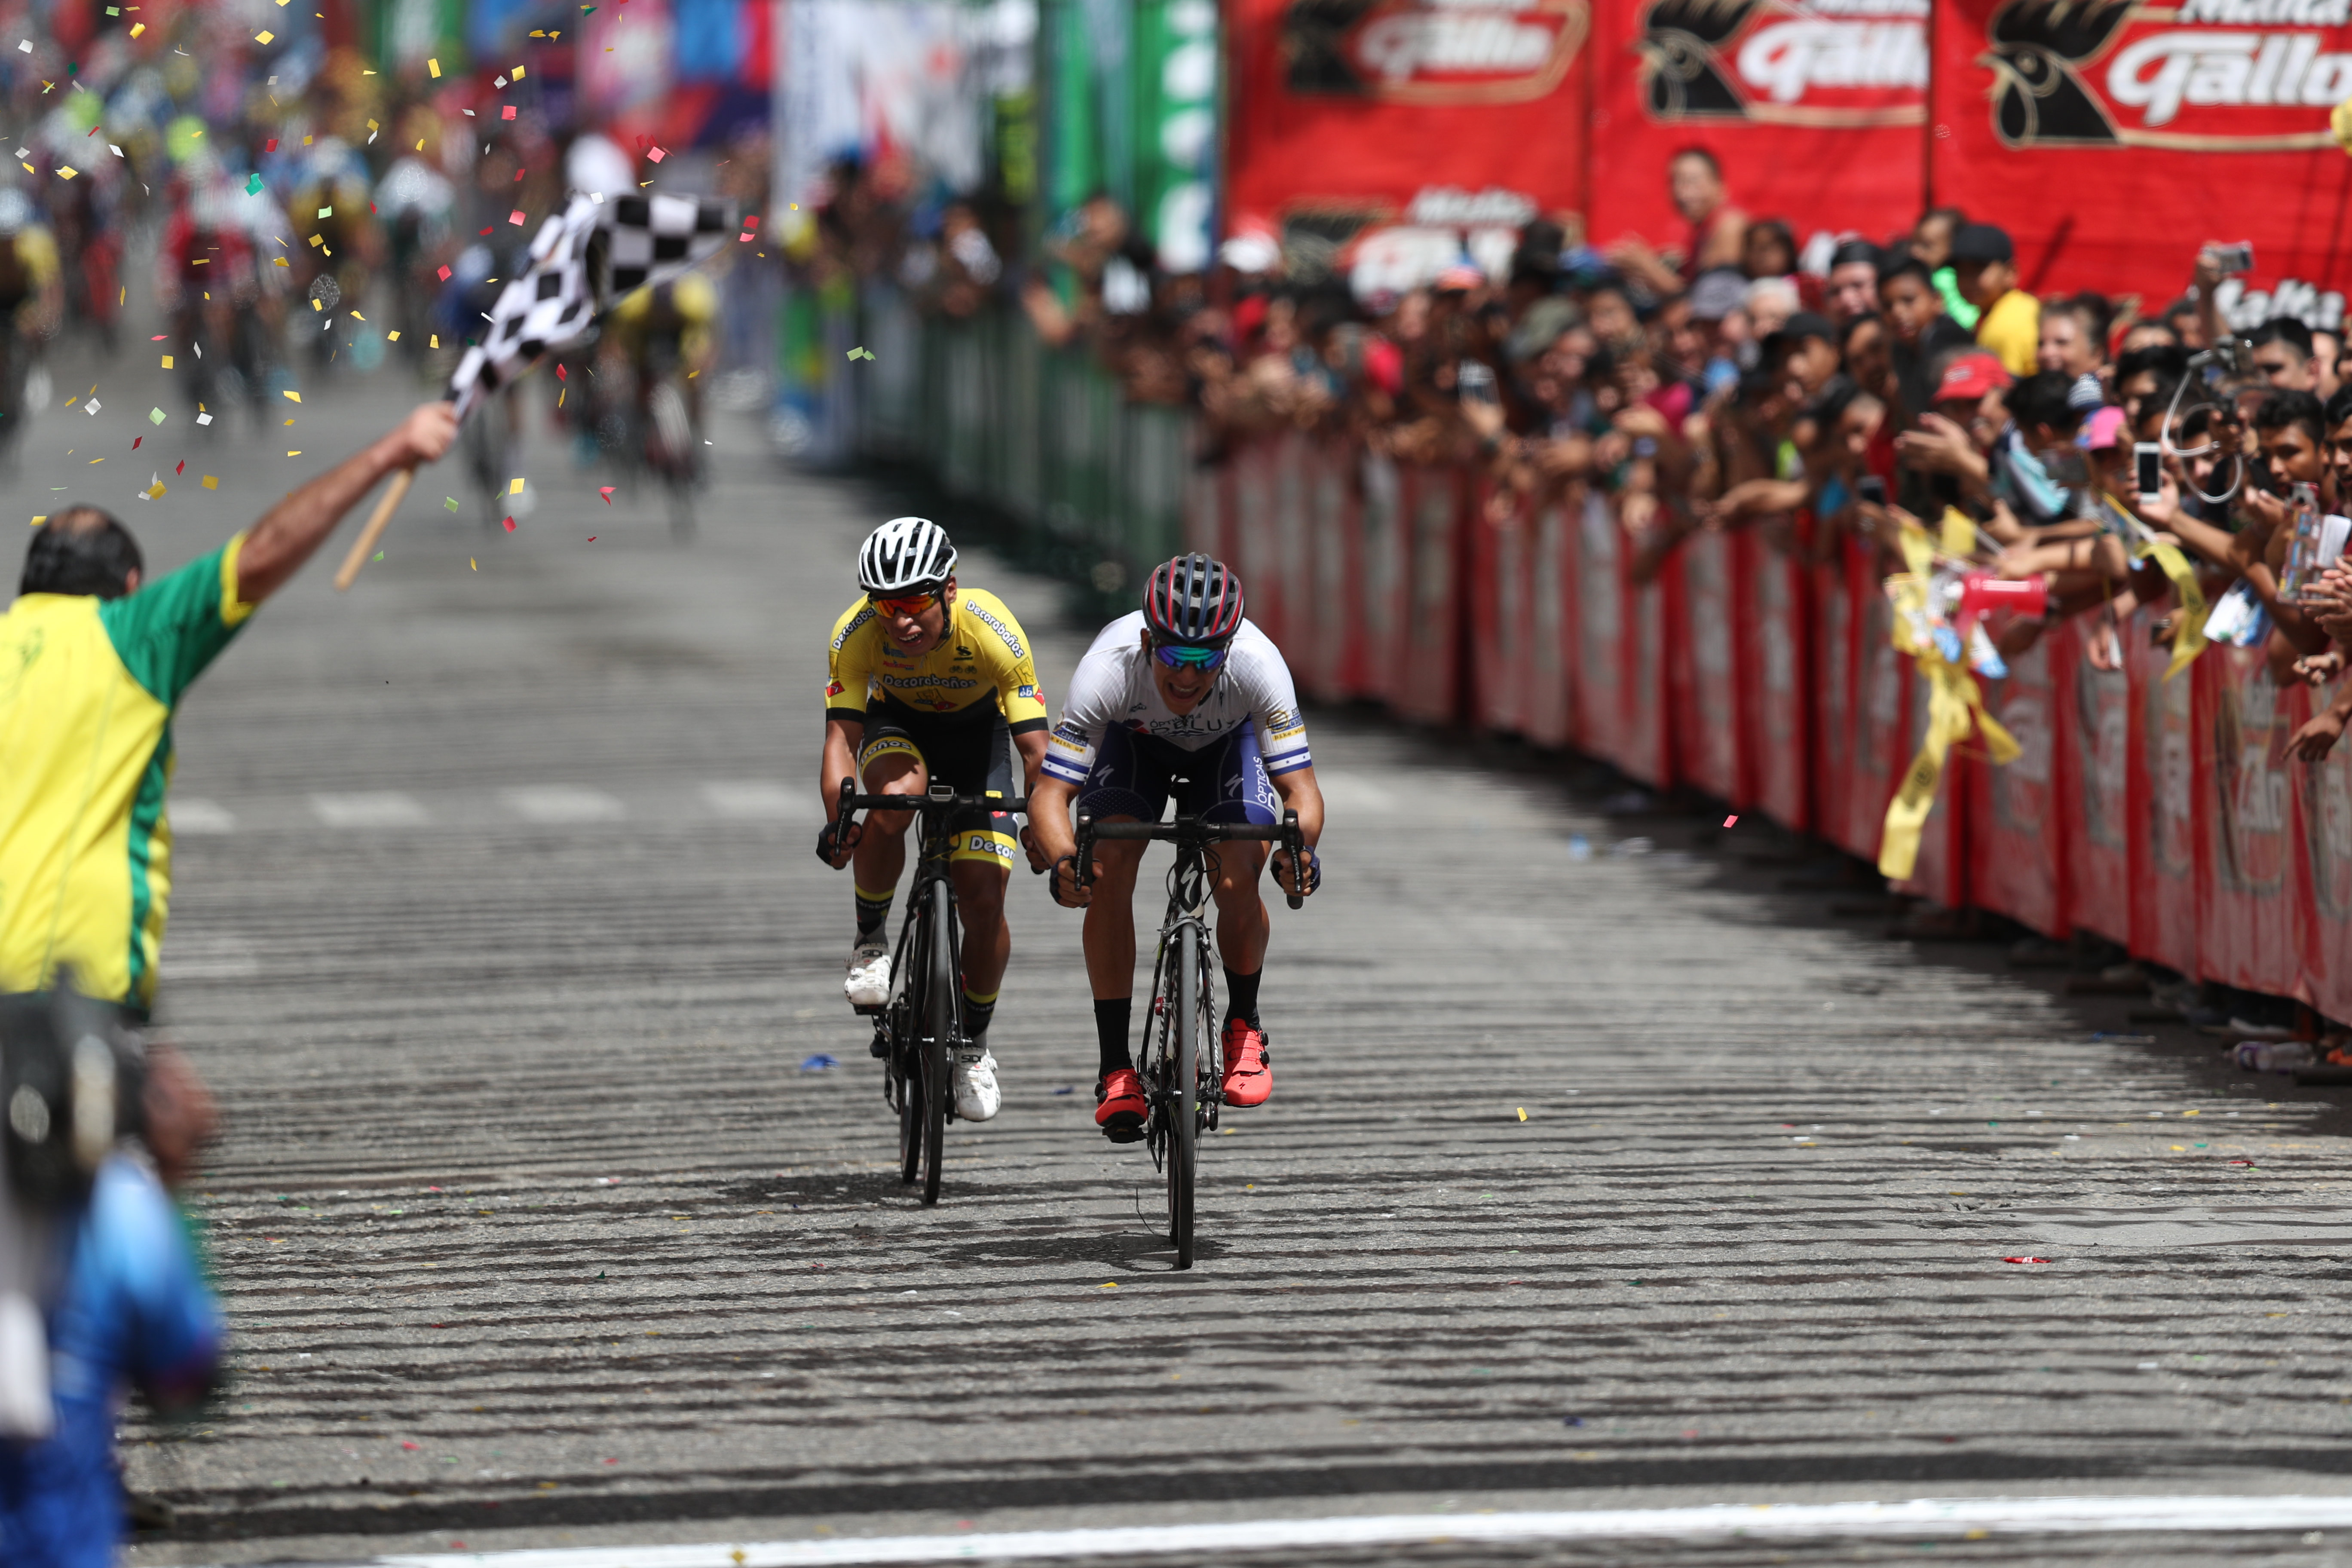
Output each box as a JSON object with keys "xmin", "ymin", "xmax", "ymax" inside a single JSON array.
[
  {"xmin": 1168, "ymin": 922, "xmax": 1199, "ymax": 1269},
  {"xmin": 922, "ymin": 878, "xmax": 955, "ymax": 1206},
  {"xmin": 895, "ymin": 936, "xmax": 922, "ymax": 1185}
]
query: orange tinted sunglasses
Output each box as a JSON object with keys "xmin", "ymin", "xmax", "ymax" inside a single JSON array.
[{"xmin": 871, "ymin": 591, "xmax": 940, "ymax": 618}]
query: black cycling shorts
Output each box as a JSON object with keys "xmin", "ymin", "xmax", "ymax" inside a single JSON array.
[
  {"xmin": 856, "ymin": 698, "xmax": 1016, "ymax": 868},
  {"xmin": 1076, "ymin": 723, "xmax": 1280, "ymax": 827}
]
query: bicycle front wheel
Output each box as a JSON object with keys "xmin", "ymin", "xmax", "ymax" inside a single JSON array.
[
  {"xmin": 1169, "ymin": 922, "xmax": 1199, "ymax": 1268},
  {"xmin": 922, "ymin": 877, "xmax": 955, "ymax": 1206}
]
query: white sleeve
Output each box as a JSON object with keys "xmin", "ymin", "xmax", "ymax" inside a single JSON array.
[
  {"xmin": 1044, "ymin": 647, "xmax": 1122, "ymax": 786},
  {"xmin": 1242, "ymin": 632, "xmax": 1312, "ymax": 776}
]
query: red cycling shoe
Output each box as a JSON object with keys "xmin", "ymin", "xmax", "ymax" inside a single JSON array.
[
  {"xmin": 1220, "ymin": 1018, "xmax": 1272, "ymax": 1106},
  {"xmin": 1095, "ymin": 1068, "xmax": 1147, "ymax": 1135}
]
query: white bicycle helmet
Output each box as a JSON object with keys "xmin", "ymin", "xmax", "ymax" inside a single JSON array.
[{"xmin": 858, "ymin": 517, "xmax": 957, "ymax": 595}]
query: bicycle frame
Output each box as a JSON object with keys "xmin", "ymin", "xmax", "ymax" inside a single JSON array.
[{"xmin": 831, "ymin": 778, "xmax": 1025, "ymax": 1204}]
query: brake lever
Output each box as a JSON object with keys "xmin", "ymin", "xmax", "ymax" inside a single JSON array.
[{"xmin": 1281, "ymin": 808, "xmax": 1304, "ymax": 910}]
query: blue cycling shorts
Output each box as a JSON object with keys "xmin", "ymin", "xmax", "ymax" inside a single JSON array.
[{"xmin": 1077, "ymin": 723, "xmax": 1280, "ymax": 827}]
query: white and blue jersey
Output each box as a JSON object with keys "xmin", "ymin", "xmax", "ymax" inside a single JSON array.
[{"xmin": 1045, "ymin": 613, "xmax": 1311, "ymax": 785}]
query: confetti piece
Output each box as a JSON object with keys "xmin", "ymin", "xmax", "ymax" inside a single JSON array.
[
  {"xmin": 175, "ymin": 461, "xmax": 184, "ymax": 475},
  {"xmin": 284, "ymin": 390, "xmax": 301, "ymax": 403},
  {"xmin": 373, "ymin": 552, "xmax": 383, "ymax": 562},
  {"xmin": 599, "ymin": 486, "xmax": 615, "ymax": 503},
  {"xmin": 1101, "ymin": 1282, "xmax": 1118, "ymax": 1289},
  {"xmin": 470, "ymin": 558, "xmax": 477, "ymax": 570},
  {"xmin": 1516, "ymin": 1106, "xmax": 1528, "ymax": 1121},
  {"xmin": 202, "ymin": 475, "xmax": 217, "ymax": 489},
  {"xmin": 445, "ymin": 497, "xmax": 460, "ymax": 511},
  {"xmin": 556, "ymin": 364, "xmax": 567, "ymax": 381},
  {"xmin": 83, "ymin": 398, "xmax": 99, "ymax": 414},
  {"xmin": 429, "ymin": 334, "xmax": 440, "ymax": 349},
  {"xmin": 2002, "ymin": 1256, "xmax": 2050, "ymax": 1265},
  {"xmin": 287, "ymin": 450, "xmax": 301, "ymax": 456},
  {"xmin": 647, "ymin": 147, "xmax": 666, "ymax": 163},
  {"xmin": 196, "ymin": 412, "xmax": 211, "ymax": 426},
  {"xmin": 387, "ymin": 330, "xmax": 400, "ymax": 342},
  {"xmin": 508, "ymin": 208, "xmax": 525, "ymax": 224},
  {"xmin": 273, "ymin": 257, "xmax": 289, "ymax": 267},
  {"xmin": 494, "ymin": 74, "xmax": 508, "ymax": 88},
  {"xmin": 744, "ymin": 215, "xmax": 760, "ymax": 230},
  {"xmin": 266, "ymin": 138, "xmax": 278, "ymax": 153},
  {"xmin": 502, "ymin": 517, "xmax": 516, "ymax": 532},
  {"xmin": 437, "ymin": 264, "xmax": 451, "ymax": 281},
  {"xmin": 146, "ymin": 481, "xmax": 165, "ymax": 499},
  {"xmin": 15, "ymin": 41, "xmax": 26, "ymax": 52},
  {"xmin": 587, "ymin": 536, "xmax": 596, "ymax": 542},
  {"xmin": 255, "ymin": 29, "xmax": 274, "ymax": 43},
  {"xmin": 513, "ymin": 65, "xmax": 527, "ymax": 79},
  {"xmin": 29, "ymin": 515, "xmax": 43, "ymax": 526},
  {"xmin": 428, "ymin": 57, "xmax": 441, "ymax": 77},
  {"xmin": 502, "ymin": 106, "xmax": 517, "ymax": 122},
  {"xmin": 131, "ymin": 436, "xmax": 141, "ymax": 449},
  {"xmin": 349, "ymin": 310, "xmax": 365, "ymax": 322},
  {"xmin": 1724, "ymin": 815, "xmax": 1738, "ymax": 827},
  {"xmin": 509, "ymin": 478, "xmax": 525, "ymax": 495},
  {"xmin": 160, "ymin": 355, "xmax": 172, "ymax": 369},
  {"xmin": 57, "ymin": 167, "xmax": 76, "ymax": 179},
  {"xmin": 128, "ymin": 22, "xmax": 142, "ymax": 36},
  {"xmin": 317, "ymin": 205, "xmax": 332, "ymax": 219}
]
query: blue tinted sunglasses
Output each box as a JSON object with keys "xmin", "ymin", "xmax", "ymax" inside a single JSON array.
[{"xmin": 1152, "ymin": 641, "xmax": 1229, "ymax": 671}]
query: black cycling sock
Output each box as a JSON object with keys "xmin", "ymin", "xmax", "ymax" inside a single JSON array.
[
  {"xmin": 1095, "ymin": 998, "xmax": 1133, "ymax": 1076},
  {"xmin": 854, "ymin": 884, "xmax": 894, "ymax": 942},
  {"xmin": 1223, "ymin": 966, "xmax": 1262, "ymax": 1028},
  {"xmin": 962, "ymin": 986, "xmax": 997, "ymax": 1044}
]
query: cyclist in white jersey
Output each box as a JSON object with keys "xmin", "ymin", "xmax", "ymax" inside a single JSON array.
[{"xmin": 1023, "ymin": 554, "xmax": 1323, "ymax": 1136}]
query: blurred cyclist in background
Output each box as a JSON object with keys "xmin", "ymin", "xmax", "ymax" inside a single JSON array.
[
  {"xmin": 156, "ymin": 159, "xmax": 259, "ymax": 423},
  {"xmin": 287, "ymin": 138, "xmax": 381, "ymax": 373},
  {"xmin": 0, "ymin": 187, "xmax": 62, "ymax": 472},
  {"xmin": 378, "ymin": 110, "xmax": 457, "ymax": 371}
]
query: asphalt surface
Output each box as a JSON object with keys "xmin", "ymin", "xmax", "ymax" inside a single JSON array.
[{"xmin": 17, "ymin": 313, "xmax": 2352, "ymax": 1568}]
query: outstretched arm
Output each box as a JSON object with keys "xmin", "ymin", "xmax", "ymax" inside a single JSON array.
[{"xmin": 234, "ymin": 402, "xmax": 458, "ymax": 604}]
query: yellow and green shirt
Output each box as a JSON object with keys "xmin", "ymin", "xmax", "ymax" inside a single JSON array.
[
  {"xmin": 0, "ymin": 536, "xmax": 255, "ymax": 1013},
  {"xmin": 824, "ymin": 588, "xmax": 1049, "ymax": 733}
]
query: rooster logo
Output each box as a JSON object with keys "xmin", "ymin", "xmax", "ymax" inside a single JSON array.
[
  {"xmin": 1636, "ymin": 0, "xmax": 1759, "ymax": 117},
  {"xmin": 1980, "ymin": 0, "xmax": 2131, "ymax": 145}
]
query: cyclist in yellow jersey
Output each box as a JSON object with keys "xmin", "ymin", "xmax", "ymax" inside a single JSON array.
[
  {"xmin": 0, "ymin": 404, "xmax": 458, "ymax": 1016},
  {"xmin": 817, "ymin": 518, "xmax": 1047, "ymax": 1121}
]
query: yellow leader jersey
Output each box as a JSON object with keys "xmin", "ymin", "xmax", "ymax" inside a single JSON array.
[
  {"xmin": 824, "ymin": 588, "xmax": 1049, "ymax": 733},
  {"xmin": 0, "ymin": 537, "xmax": 255, "ymax": 1013}
]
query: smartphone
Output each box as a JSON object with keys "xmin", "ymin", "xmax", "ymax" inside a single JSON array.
[
  {"xmin": 2134, "ymin": 441, "xmax": 2163, "ymax": 501},
  {"xmin": 1856, "ymin": 475, "xmax": 1888, "ymax": 505},
  {"xmin": 2213, "ymin": 242, "xmax": 2256, "ymax": 275},
  {"xmin": 1457, "ymin": 360, "xmax": 1498, "ymax": 406}
]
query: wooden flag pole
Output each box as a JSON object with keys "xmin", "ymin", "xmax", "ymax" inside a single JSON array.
[{"xmin": 333, "ymin": 466, "xmax": 416, "ymax": 592}]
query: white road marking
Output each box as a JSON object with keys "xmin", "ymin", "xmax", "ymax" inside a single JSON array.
[
  {"xmin": 701, "ymin": 781, "xmax": 814, "ymax": 821},
  {"xmin": 296, "ymin": 1495, "xmax": 2352, "ymax": 1568},
  {"xmin": 502, "ymin": 786, "xmax": 626, "ymax": 824},
  {"xmin": 170, "ymin": 797, "xmax": 236, "ymax": 834},
  {"xmin": 309, "ymin": 791, "xmax": 429, "ymax": 828}
]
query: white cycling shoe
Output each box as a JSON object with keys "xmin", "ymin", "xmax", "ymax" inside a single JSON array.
[
  {"xmin": 952, "ymin": 1045, "xmax": 1001, "ymax": 1122},
  {"xmin": 844, "ymin": 937, "xmax": 891, "ymax": 1008}
]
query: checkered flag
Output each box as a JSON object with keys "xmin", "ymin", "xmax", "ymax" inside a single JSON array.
[{"xmin": 447, "ymin": 191, "xmax": 732, "ymax": 420}]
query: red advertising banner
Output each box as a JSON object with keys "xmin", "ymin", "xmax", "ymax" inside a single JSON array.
[
  {"xmin": 2126, "ymin": 608, "xmax": 2200, "ymax": 977},
  {"xmin": 1585, "ymin": 0, "xmax": 1926, "ymax": 250},
  {"xmin": 1223, "ymin": 0, "xmax": 1590, "ymax": 237},
  {"xmin": 1928, "ymin": 0, "xmax": 2352, "ymax": 313}
]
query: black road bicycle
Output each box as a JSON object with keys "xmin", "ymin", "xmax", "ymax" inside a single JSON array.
[
  {"xmin": 830, "ymin": 778, "xmax": 1023, "ymax": 1206},
  {"xmin": 1076, "ymin": 800, "xmax": 1305, "ymax": 1269}
]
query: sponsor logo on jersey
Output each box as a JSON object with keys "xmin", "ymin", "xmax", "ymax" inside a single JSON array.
[
  {"xmin": 965, "ymin": 600, "xmax": 1027, "ymax": 659},
  {"xmin": 826, "ymin": 678, "xmax": 848, "ymax": 699},
  {"xmin": 1016, "ymin": 683, "xmax": 1040, "ymax": 701},
  {"xmin": 882, "ymin": 673, "xmax": 980, "ymax": 691},
  {"xmin": 830, "ymin": 606, "xmax": 875, "ymax": 652}
]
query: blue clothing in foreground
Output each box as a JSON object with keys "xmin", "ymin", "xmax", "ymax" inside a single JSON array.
[{"xmin": 0, "ymin": 1158, "xmax": 222, "ymax": 1568}]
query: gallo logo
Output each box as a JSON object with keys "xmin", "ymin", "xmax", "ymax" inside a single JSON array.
[
  {"xmin": 1638, "ymin": 0, "xmax": 1927, "ymax": 124},
  {"xmin": 1981, "ymin": 0, "xmax": 2352, "ymax": 147},
  {"xmin": 1282, "ymin": 0, "xmax": 1589, "ymax": 104}
]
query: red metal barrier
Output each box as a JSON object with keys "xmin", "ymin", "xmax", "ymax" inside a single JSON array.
[
  {"xmin": 2060, "ymin": 616, "xmax": 2134, "ymax": 949},
  {"xmin": 1471, "ymin": 486, "xmax": 1527, "ymax": 736},
  {"xmin": 2197, "ymin": 646, "xmax": 2301, "ymax": 998},
  {"xmin": 1968, "ymin": 628, "xmax": 2069, "ymax": 939},
  {"xmin": 1742, "ymin": 538, "xmax": 1811, "ymax": 833},
  {"xmin": 1207, "ymin": 436, "xmax": 2352, "ymax": 1019},
  {"xmin": 1674, "ymin": 529, "xmax": 1744, "ymax": 806},
  {"xmin": 2126, "ymin": 607, "xmax": 2200, "ymax": 979}
]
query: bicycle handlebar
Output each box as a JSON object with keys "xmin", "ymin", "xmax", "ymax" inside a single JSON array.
[
  {"xmin": 1074, "ymin": 808, "xmax": 1308, "ymax": 911},
  {"xmin": 830, "ymin": 778, "xmax": 1028, "ymax": 847}
]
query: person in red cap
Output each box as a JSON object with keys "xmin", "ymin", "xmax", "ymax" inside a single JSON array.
[{"xmin": 1892, "ymin": 350, "xmax": 2012, "ymax": 507}]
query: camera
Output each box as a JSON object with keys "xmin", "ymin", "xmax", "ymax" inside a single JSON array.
[{"xmin": 1, "ymin": 985, "xmax": 147, "ymax": 1209}]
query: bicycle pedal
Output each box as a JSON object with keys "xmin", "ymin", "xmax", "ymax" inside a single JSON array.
[
  {"xmin": 1100, "ymin": 1124, "xmax": 1146, "ymax": 1145},
  {"xmin": 852, "ymin": 1002, "xmax": 886, "ymax": 1017}
]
